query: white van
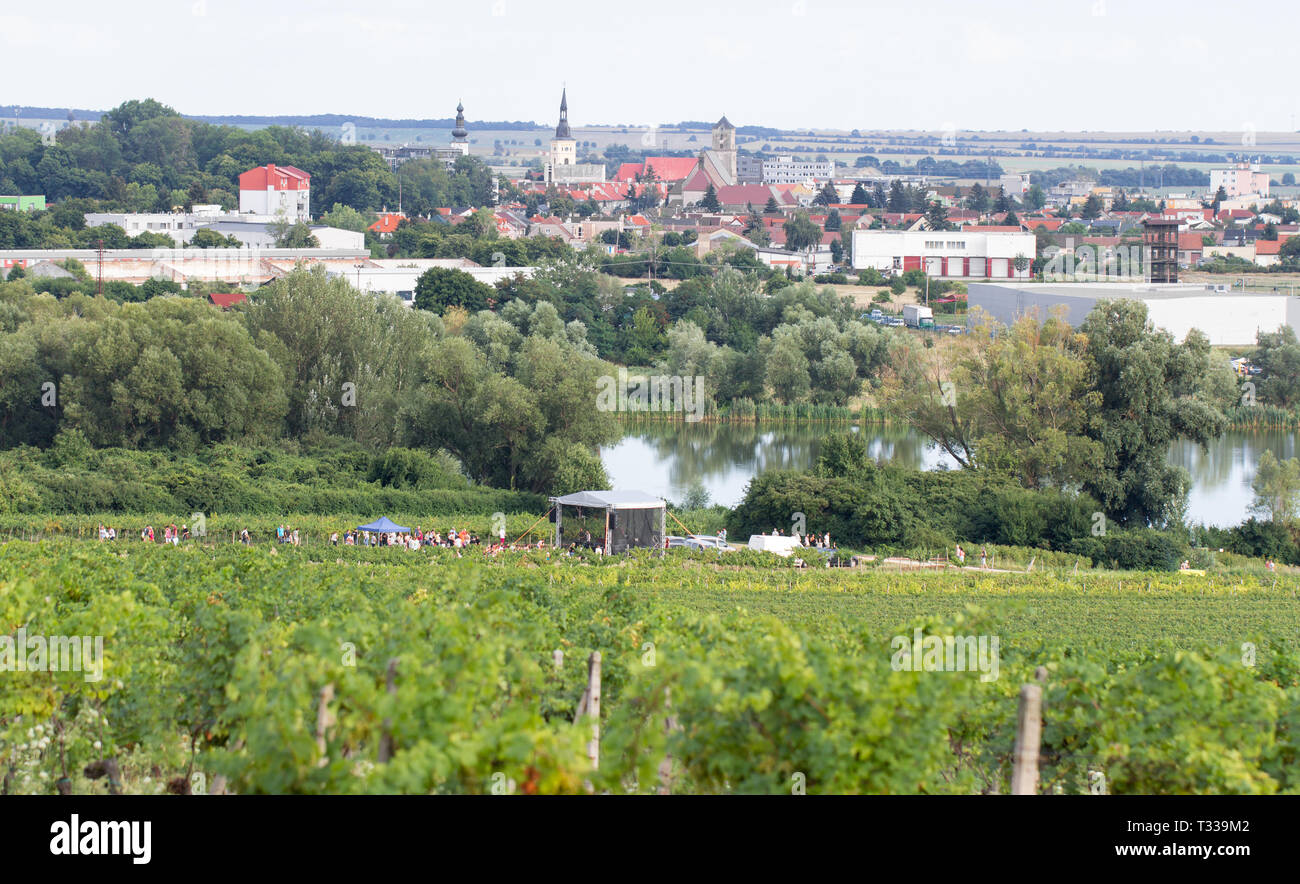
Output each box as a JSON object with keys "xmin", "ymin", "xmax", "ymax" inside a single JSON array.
[{"xmin": 747, "ymin": 534, "xmax": 804, "ymax": 557}]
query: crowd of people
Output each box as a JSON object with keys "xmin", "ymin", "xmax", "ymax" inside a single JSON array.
[
  {"xmin": 326, "ymin": 527, "xmax": 486, "ymax": 550},
  {"xmin": 96, "ymin": 523, "xmax": 190, "ymax": 544}
]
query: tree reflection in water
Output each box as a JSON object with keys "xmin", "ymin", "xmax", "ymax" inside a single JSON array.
[
  {"xmin": 603, "ymin": 423, "xmax": 1300, "ymax": 528},
  {"xmin": 601, "ymin": 422, "xmax": 952, "ymax": 508}
]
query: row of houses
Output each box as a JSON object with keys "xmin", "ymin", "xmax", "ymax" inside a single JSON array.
[{"xmin": 0, "ymin": 247, "xmax": 535, "ymax": 300}]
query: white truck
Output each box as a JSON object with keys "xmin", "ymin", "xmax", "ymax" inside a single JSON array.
[
  {"xmin": 747, "ymin": 534, "xmax": 804, "ymax": 557},
  {"xmin": 903, "ymin": 304, "xmax": 934, "ymax": 329}
]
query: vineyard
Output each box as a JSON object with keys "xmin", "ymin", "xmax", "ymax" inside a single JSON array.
[{"xmin": 2, "ymin": 540, "xmax": 1298, "ymax": 795}]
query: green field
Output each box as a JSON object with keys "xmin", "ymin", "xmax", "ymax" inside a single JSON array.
[{"xmin": 3, "ymin": 540, "xmax": 1297, "ymax": 795}]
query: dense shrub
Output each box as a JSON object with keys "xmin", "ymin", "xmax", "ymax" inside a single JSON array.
[
  {"xmin": 0, "ymin": 443, "xmax": 542, "ymax": 516},
  {"xmin": 727, "ymin": 458, "xmax": 1106, "ymax": 557},
  {"xmin": 1198, "ymin": 518, "xmax": 1300, "ymax": 565}
]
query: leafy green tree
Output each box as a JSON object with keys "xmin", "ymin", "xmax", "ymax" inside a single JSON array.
[
  {"xmin": 887, "ymin": 308, "xmax": 1102, "ymax": 488},
  {"xmin": 701, "ymin": 184, "xmax": 721, "ymax": 213},
  {"xmin": 824, "ymin": 209, "xmax": 842, "ymax": 231},
  {"xmin": 413, "ymin": 267, "xmax": 495, "ymax": 315},
  {"xmin": 1079, "ymin": 300, "xmax": 1227, "ymax": 526},
  {"xmin": 1080, "ymin": 193, "xmax": 1102, "ymax": 220},
  {"xmin": 924, "ymin": 201, "xmax": 950, "ymax": 231},
  {"xmin": 189, "ymin": 228, "xmax": 241, "ymax": 248},
  {"xmin": 763, "ymin": 195, "xmax": 780, "ymax": 214},
  {"xmin": 849, "ymin": 183, "xmax": 869, "ymax": 205},
  {"xmin": 1250, "ymin": 450, "xmax": 1300, "ymax": 527},
  {"xmin": 887, "ymin": 180, "xmax": 908, "ymax": 212},
  {"xmin": 319, "ymin": 202, "xmax": 373, "ymax": 233},
  {"xmin": 268, "ymin": 216, "xmax": 320, "ymax": 248},
  {"xmin": 763, "ymin": 335, "xmax": 811, "ymax": 403},
  {"xmin": 245, "ymin": 267, "xmax": 439, "ymax": 445},
  {"xmin": 965, "ymin": 183, "xmax": 989, "ymax": 214},
  {"xmin": 1024, "ymin": 184, "xmax": 1046, "ymax": 211},
  {"xmin": 782, "ymin": 212, "xmax": 822, "ymax": 252},
  {"xmin": 743, "ymin": 210, "xmax": 770, "ymax": 246},
  {"xmin": 1254, "ymin": 325, "xmax": 1300, "ymax": 408},
  {"xmin": 813, "ymin": 181, "xmax": 838, "ymax": 207},
  {"xmin": 1211, "ymin": 185, "xmax": 1227, "ymax": 215}
]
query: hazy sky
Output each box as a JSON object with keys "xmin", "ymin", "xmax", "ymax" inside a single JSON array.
[{"xmin": 3, "ymin": 0, "xmax": 1297, "ymax": 133}]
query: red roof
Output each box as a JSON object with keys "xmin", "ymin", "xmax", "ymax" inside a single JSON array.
[
  {"xmin": 614, "ymin": 163, "xmax": 645, "ymax": 182},
  {"xmin": 238, "ymin": 164, "xmax": 310, "ymax": 192},
  {"xmin": 1023, "ymin": 217, "xmax": 1068, "ymax": 232},
  {"xmin": 585, "ymin": 182, "xmax": 632, "ymax": 202},
  {"xmin": 719, "ymin": 185, "xmax": 792, "ymax": 207},
  {"xmin": 368, "ymin": 212, "xmax": 405, "ymax": 234},
  {"xmin": 1256, "ymin": 238, "xmax": 1289, "ymax": 255},
  {"xmin": 1177, "ymin": 232, "xmax": 1206, "ymax": 251},
  {"xmin": 682, "ymin": 169, "xmax": 713, "ymax": 193},
  {"xmin": 642, "ymin": 157, "xmax": 701, "ymax": 182},
  {"xmin": 208, "ymin": 292, "xmax": 247, "ymax": 309}
]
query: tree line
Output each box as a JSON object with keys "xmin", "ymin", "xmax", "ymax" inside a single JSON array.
[{"xmin": 0, "ymin": 98, "xmax": 498, "ymax": 221}]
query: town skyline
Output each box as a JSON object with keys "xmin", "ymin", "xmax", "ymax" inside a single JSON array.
[{"xmin": 3, "ymin": 0, "xmax": 1298, "ymax": 133}]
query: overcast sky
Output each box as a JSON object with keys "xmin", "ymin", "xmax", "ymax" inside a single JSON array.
[{"xmin": 3, "ymin": 0, "xmax": 1296, "ymax": 133}]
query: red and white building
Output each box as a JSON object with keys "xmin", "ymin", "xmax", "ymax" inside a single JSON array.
[
  {"xmin": 238, "ymin": 164, "xmax": 311, "ymax": 220},
  {"xmin": 851, "ymin": 229, "xmax": 1037, "ymax": 278}
]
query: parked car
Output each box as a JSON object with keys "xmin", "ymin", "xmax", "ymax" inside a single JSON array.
[{"xmin": 667, "ymin": 535, "xmax": 733, "ymax": 551}]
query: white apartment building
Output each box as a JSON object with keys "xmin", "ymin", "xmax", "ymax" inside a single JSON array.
[
  {"xmin": 1210, "ymin": 161, "xmax": 1270, "ymax": 199},
  {"xmin": 762, "ymin": 156, "xmax": 834, "ymax": 185}
]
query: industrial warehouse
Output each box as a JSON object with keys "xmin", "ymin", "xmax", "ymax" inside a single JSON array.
[{"xmin": 967, "ymin": 281, "xmax": 1300, "ymax": 347}]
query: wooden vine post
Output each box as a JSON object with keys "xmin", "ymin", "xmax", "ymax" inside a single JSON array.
[
  {"xmin": 657, "ymin": 687, "xmax": 680, "ymax": 794},
  {"xmin": 315, "ymin": 683, "xmax": 335, "ymax": 767},
  {"xmin": 377, "ymin": 659, "xmax": 399, "ymax": 764},
  {"xmin": 572, "ymin": 651, "xmax": 601, "ymax": 770},
  {"xmin": 1011, "ymin": 679, "xmax": 1044, "ymax": 795}
]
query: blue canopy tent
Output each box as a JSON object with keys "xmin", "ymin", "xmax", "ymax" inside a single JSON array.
[{"xmin": 357, "ymin": 517, "xmax": 410, "ymax": 533}]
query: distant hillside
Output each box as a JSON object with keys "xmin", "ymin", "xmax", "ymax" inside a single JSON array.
[
  {"xmin": 2, "ymin": 105, "xmax": 793, "ymax": 134},
  {"xmin": 0, "ymin": 105, "xmax": 546, "ymax": 130},
  {"xmin": 187, "ymin": 113, "xmax": 545, "ymax": 130},
  {"xmin": 1, "ymin": 105, "xmax": 105, "ymax": 121}
]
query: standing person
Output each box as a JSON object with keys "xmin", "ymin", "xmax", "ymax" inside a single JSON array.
[
  {"xmin": 980, "ymin": 546, "xmax": 988, "ymax": 569},
  {"xmin": 277, "ymin": 524, "xmax": 284, "ymax": 544},
  {"xmin": 956, "ymin": 545, "xmax": 965, "ymax": 566}
]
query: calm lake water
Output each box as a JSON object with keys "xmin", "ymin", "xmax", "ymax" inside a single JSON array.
[{"xmin": 601, "ymin": 423, "xmax": 1300, "ymax": 528}]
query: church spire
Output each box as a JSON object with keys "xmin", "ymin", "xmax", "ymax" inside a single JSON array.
[
  {"xmin": 555, "ymin": 87, "xmax": 571, "ymax": 139},
  {"xmin": 452, "ymin": 100, "xmax": 468, "ymax": 141}
]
